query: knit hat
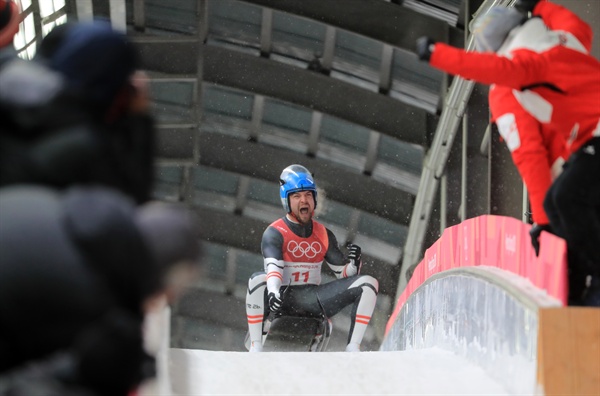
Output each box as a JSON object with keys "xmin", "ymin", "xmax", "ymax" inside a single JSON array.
[
  {"xmin": 0, "ymin": 0, "xmax": 20, "ymax": 48},
  {"xmin": 472, "ymin": 6, "xmax": 526, "ymax": 52},
  {"xmin": 38, "ymin": 20, "xmax": 137, "ymax": 112}
]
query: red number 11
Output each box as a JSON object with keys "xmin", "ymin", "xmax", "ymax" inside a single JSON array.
[{"xmin": 292, "ymin": 271, "xmax": 309, "ymax": 283}]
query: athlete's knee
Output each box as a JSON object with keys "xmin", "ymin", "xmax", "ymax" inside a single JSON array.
[
  {"xmin": 362, "ymin": 275, "xmax": 379, "ymax": 294},
  {"xmin": 248, "ymin": 272, "xmax": 266, "ymax": 294},
  {"xmin": 350, "ymin": 275, "xmax": 378, "ymax": 294}
]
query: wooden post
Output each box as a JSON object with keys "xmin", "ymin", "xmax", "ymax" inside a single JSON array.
[{"xmin": 537, "ymin": 307, "xmax": 600, "ymax": 395}]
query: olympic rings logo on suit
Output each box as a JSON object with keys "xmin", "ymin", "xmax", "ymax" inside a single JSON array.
[{"xmin": 287, "ymin": 240, "xmax": 322, "ymax": 259}]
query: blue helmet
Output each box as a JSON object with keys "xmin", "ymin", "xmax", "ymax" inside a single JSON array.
[{"xmin": 279, "ymin": 164, "xmax": 317, "ymax": 213}]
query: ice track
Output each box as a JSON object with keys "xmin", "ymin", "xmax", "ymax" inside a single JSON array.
[{"xmin": 167, "ymin": 348, "xmax": 510, "ymax": 395}]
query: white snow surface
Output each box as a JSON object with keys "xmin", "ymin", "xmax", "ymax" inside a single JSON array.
[{"xmin": 167, "ymin": 348, "xmax": 511, "ymax": 395}]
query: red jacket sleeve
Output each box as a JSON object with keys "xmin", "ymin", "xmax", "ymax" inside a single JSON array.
[
  {"xmin": 430, "ymin": 43, "xmax": 548, "ymax": 90},
  {"xmin": 490, "ymin": 87, "xmax": 555, "ymax": 225}
]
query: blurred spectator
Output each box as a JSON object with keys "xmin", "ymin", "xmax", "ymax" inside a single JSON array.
[
  {"xmin": 0, "ymin": 185, "xmax": 203, "ymax": 395},
  {"xmin": 416, "ymin": 0, "xmax": 600, "ymax": 306},
  {"xmin": 0, "ymin": 20, "xmax": 155, "ymax": 203},
  {"xmin": 0, "ymin": 17, "xmax": 204, "ymax": 395}
]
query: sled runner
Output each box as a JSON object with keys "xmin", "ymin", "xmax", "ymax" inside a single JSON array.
[{"xmin": 244, "ymin": 314, "xmax": 332, "ymax": 352}]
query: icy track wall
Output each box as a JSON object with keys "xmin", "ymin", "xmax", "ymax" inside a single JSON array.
[{"xmin": 381, "ymin": 215, "xmax": 567, "ymax": 394}]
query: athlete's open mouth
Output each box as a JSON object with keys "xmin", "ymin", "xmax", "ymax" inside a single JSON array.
[{"xmin": 300, "ymin": 207, "xmax": 309, "ymax": 214}]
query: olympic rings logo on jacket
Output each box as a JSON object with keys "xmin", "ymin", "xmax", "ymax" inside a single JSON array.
[
  {"xmin": 270, "ymin": 217, "xmax": 328, "ymax": 264},
  {"xmin": 287, "ymin": 240, "xmax": 322, "ymax": 259}
]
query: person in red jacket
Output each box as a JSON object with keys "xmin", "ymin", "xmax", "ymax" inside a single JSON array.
[
  {"xmin": 419, "ymin": 2, "xmax": 575, "ymax": 244},
  {"xmin": 416, "ymin": 0, "xmax": 600, "ymax": 305},
  {"xmin": 0, "ymin": 0, "xmax": 20, "ymax": 50}
]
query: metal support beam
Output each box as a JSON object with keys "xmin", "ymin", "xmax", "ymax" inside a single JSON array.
[
  {"xmin": 379, "ymin": 44, "xmax": 394, "ymax": 94},
  {"xmin": 364, "ymin": 131, "xmax": 381, "ymax": 175},
  {"xmin": 307, "ymin": 111, "xmax": 322, "ymax": 157},
  {"xmin": 234, "ymin": 176, "xmax": 251, "ymax": 215},
  {"xmin": 345, "ymin": 209, "xmax": 361, "ymax": 245},
  {"xmin": 225, "ymin": 249, "xmax": 238, "ymax": 295},
  {"xmin": 76, "ymin": 0, "xmax": 93, "ymax": 21},
  {"xmin": 321, "ymin": 26, "xmax": 336, "ymax": 71},
  {"xmin": 194, "ymin": 0, "xmax": 206, "ymax": 165},
  {"xmin": 395, "ymin": 0, "xmax": 517, "ymax": 304},
  {"xmin": 250, "ymin": 95, "xmax": 265, "ymax": 142},
  {"xmin": 522, "ymin": 184, "xmax": 529, "ymax": 223},
  {"xmin": 260, "ymin": 8, "xmax": 273, "ymax": 57},
  {"xmin": 460, "ymin": 109, "xmax": 468, "ymax": 222},
  {"xmin": 440, "ymin": 174, "xmax": 447, "ymax": 232},
  {"xmin": 109, "ymin": 0, "xmax": 126, "ymax": 32},
  {"xmin": 180, "ymin": 165, "xmax": 193, "ymax": 202},
  {"xmin": 133, "ymin": 0, "xmax": 145, "ymax": 31}
]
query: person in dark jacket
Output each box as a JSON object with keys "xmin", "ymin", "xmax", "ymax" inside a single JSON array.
[
  {"xmin": 0, "ymin": 19, "xmax": 204, "ymax": 395},
  {"xmin": 0, "ymin": 185, "xmax": 203, "ymax": 395},
  {"xmin": 0, "ymin": 20, "xmax": 155, "ymax": 203}
]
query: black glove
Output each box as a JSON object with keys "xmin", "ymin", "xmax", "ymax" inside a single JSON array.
[
  {"xmin": 347, "ymin": 243, "xmax": 362, "ymax": 273},
  {"xmin": 268, "ymin": 291, "xmax": 283, "ymax": 313},
  {"xmin": 529, "ymin": 223, "xmax": 553, "ymax": 256},
  {"xmin": 514, "ymin": 0, "xmax": 541, "ymax": 14},
  {"xmin": 416, "ymin": 36, "xmax": 435, "ymax": 62}
]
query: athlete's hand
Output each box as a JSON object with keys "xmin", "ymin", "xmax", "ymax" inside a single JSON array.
[
  {"xmin": 268, "ymin": 291, "xmax": 283, "ymax": 313},
  {"xmin": 347, "ymin": 243, "xmax": 362, "ymax": 273}
]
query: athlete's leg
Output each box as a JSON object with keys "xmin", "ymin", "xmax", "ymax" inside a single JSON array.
[
  {"xmin": 316, "ymin": 275, "xmax": 379, "ymax": 351},
  {"xmin": 245, "ymin": 272, "xmax": 267, "ymax": 352}
]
